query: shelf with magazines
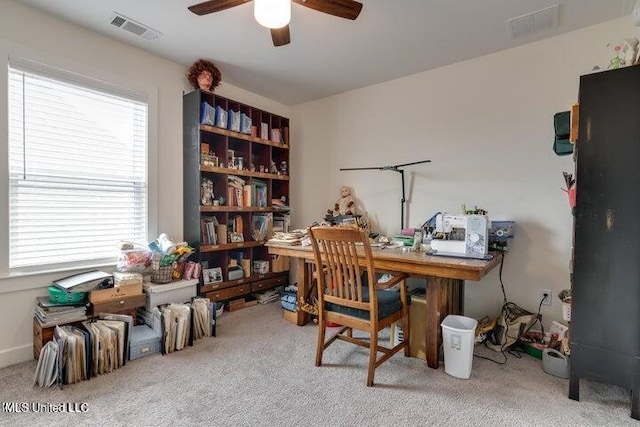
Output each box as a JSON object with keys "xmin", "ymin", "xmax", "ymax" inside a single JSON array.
[{"xmin": 183, "ymin": 90, "xmax": 291, "ymax": 303}]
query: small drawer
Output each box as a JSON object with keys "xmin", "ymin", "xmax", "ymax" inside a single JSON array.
[
  {"xmin": 251, "ymin": 274, "xmax": 287, "ymax": 292},
  {"xmin": 205, "ymin": 285, "xmax": 250, "ymax": 302},
  {"xmin": 90, "ymin": 294, "xmax": 146, "ymax": 316}
]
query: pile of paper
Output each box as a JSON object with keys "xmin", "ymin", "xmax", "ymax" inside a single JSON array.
[
  {"xmin": 161, "ymin": 303, "xmax": 192, "ymax": 353},
  {"xmin": 34, "ymin": 314, "xmax": 131, "ymax": 389},
  {"xmin": 252, "ymin": 290, "xmax": 280, "ymax": 304},
  {"xmin": 268, "ymin": 230, "xmax": 308, "ymax": 246},
  {"xmin": 34, "ymin": 296, "xmax": 88, "ymax": 327},
  {"xmin": 192, "ymin": 298, "xmax": 212, "ymax": 341}
]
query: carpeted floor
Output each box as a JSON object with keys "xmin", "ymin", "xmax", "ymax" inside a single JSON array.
[{"xmin": 0, "ymin": 302, "xmax": 635, "ymax": 427}]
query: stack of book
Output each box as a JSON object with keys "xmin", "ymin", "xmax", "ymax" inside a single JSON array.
[
  {"xmin": 34, "ymin": 297, "xmax": 88, "ymax": 327},
  {"xmin": 252, "ymin": 289, "xmax": 280, "ymax": 304}
]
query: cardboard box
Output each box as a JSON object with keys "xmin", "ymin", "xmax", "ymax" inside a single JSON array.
[
  {"xmin": 89, "ymin": 283, "xmax": 143, "ymax": 303},
  {"xmin": 283, "ymin": 309, "xmax": 297, "ymax": 324},
  {"xmin": 271, "ymin": 255, "xmax": 289, "ymax": 273},
  {"xmin": 391, "ymin": 295, "xmax": 427, "ymax": 360}
]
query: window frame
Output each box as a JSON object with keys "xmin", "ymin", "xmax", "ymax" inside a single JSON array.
[{"xmin": 0, "ymin": 47, "xmax": 158, "ymax": 285}]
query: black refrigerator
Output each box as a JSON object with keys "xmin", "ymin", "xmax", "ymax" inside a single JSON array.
[{"xmin": 570, "ymin": 64, "xmax": 639, "ymax": 420}]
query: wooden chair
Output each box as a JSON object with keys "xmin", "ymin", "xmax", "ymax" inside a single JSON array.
[{"xmin": 308, "ymin": 226, "xmax": 410, "ymax": 386}]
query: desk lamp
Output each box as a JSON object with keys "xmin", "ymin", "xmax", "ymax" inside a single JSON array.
[{"xmin": 340, "ymin": 159, "xmax": 431, "ymax": 230}]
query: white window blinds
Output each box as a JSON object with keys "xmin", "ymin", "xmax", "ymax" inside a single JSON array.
[{"xmin": 8, "ymin": 64, "xmax": 148, "ymax": 271}]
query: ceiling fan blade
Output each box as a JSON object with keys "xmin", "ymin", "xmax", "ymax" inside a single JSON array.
[
  {"xmin": 271, "ymin": 25, "xmax": 291, "ymax": 47},
  {"xmin": 188, "ymin": 0, "xmax": 251, "ymax": 16},
  {"xmin": 293, "ymin": 0, "xmax": 362, "ymax": 20}
]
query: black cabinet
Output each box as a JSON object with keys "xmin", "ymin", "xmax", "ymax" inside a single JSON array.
[{"xmin": 570, "ymin": 65, "xmax": 640, "ymax": 420}]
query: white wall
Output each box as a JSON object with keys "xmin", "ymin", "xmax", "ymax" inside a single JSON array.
[
  {"xmin": 292, "ymin": 17, "xmax": 637, "ymax": 324},
  {"xmin": 0, "ymin": 0, "xmax": 290, "ymax": 368}
]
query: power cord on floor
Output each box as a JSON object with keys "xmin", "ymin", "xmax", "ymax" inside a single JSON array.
[{"xmin": 472, "ymin": 251, "xmax": 527, "ymax": 364}]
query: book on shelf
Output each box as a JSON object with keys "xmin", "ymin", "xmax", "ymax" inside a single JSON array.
[
  {"xmin": 251, "ymin": 179, "xmax": 268, "ymax": 207},
  {"xmin": 227, "ymin": 175, "xmax": 245, "ymax": 207},
  {"xmin": 251, "ymin": 213, "xmax": 273, "ymax": 241},
  {"xmin": 260, "ymin": 123, "xmax": 269, "ymax": 139},
  {"xmin": 270, "ymin": 128, "xmax": 281, "ymax": 143},
  {"xmin": 243, "ymin": 185, "xmax": 252, "ymax": 207},
  {"xmin": 201, "ymin": 216, "xmax": 219, "ymax": 245}
]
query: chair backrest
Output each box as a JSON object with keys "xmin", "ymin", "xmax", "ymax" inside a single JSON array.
[{"xmin": 308, "ymin": 226, "xmax": 378, "ymax": 315}]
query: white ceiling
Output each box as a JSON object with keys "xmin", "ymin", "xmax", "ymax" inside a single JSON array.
[{"xmin": 15, "ymin": 0, "xmax": 636, "ymax": 105}]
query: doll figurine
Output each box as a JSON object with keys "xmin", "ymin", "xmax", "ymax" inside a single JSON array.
[
  {"xmin": 186, "ymin": 59, "xmax": 222, "ymax": 92},
  {"xmin": 328, "ymin": 186, "xmax": 357, "ymax": 217}
]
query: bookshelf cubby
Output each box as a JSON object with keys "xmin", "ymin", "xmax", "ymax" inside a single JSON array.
[{"xmin": 183, "ymin": 90, "xmax": 290, "ymax": 302}]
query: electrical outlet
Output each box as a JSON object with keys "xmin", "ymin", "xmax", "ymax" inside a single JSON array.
[{"xmin": 539, "ymin": 289, "xmax": 552, "ymax": 306}]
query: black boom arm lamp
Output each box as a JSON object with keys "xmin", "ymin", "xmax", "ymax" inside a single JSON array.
[{"xmin": 340, "ymin": 159, "xmax": 431, "ymax": 230}]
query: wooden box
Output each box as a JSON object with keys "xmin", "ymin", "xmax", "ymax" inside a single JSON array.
[
  {"xmin": 33, "ymin": 317, "xmax": 54, "ymax": 360},
  {"xmin": 89, "ymin": 283, "xmax": 143, "ymax": 303},
  {"xmin": 89, "ymin": 293, "xmax": 146, "ymax": 316}
]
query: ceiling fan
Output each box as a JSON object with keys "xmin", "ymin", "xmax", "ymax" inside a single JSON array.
[{"xmin": 188, "ymin": 0, "xmax": 363, "ymax": 47}]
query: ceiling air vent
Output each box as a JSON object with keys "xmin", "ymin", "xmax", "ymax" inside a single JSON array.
[
  {"xmin": 109, "ymin": 12, "xmax": 163, "ymax": 41},
  {"xmin": 506, "ymin": 4, "xmax": 559, "ymax": 41}
]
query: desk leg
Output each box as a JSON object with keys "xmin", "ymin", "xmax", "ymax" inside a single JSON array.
[
  {"xmin": 425, "ymin": 276, "xmax": 465, "ymax": 369},
  {"xmin": 295, "ymin": 257, "xmax": 310, "ymax": 326}
]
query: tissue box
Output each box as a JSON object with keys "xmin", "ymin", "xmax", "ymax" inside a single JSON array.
[{"xmin": 129, "ymin": 324, "xmax": 161, "ymax": 360}]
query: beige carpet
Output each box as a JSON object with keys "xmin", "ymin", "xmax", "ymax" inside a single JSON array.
[{"xmin": 0, "ymin": 303, "xmax": 635, "ymax": 427}]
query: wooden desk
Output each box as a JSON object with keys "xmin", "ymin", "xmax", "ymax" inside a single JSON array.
[{"xmin": 266, "ymin": 243, "xmax": 502, "ymax": 369}]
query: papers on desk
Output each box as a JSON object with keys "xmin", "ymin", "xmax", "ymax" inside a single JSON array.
[{"xmin": 268, "ymin": 230, "xmax": 309, "ymax": 246}]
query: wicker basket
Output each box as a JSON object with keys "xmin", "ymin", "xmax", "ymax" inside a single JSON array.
[{"xmin": 151, "ymin": 260, "xmax": 176, "ymax": 284}]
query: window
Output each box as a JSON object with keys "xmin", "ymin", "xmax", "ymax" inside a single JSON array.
[{"xmin": 8, "ymin": 63, "xmax": 148, "ymax": 272}]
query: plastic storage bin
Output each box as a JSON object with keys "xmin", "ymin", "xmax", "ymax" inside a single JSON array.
[
  {"xmin": 129, "ymin": 324, "xmax": 161, "ymax": 360},
  {"xmin": 144, "ymin": 279, "xmax": 198, "ymax": 310},
  {"xmin": 441, "ymin": 315, "xmax": 478, "ymax": 379}
]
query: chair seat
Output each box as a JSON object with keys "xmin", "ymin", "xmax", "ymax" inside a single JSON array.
[{"xmin": 326, "ymin": 287, "xmax": 403, "ymax": 320}]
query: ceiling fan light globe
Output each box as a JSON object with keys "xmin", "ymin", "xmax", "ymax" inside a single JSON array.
[{"xmin": 254, "ymin": 0, "xmax": 291, "ymax": 29}]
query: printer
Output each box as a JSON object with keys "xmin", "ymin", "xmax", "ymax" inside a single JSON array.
[{"xmin": 430, "ymin": 214, "xmax": 489, "ymax": 259}]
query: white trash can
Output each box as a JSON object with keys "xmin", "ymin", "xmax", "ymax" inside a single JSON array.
[{"xmin": 441, "ymin": 315, "xmax": 478, "ymax": 379}]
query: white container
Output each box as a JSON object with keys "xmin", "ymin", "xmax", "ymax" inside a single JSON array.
[
  {"xmin": 144, "ymin": 279, "xmax": 198, "ymax": 309},
  {"xmin": 441, "ymin": 315, "xmax": 478, "ymax": 379}
]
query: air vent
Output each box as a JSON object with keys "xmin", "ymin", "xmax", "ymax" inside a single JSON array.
[
  {"xmin": 506, "ymin": 4, "xmax": 559, "ymax": 41},
  {"xmin": 109, "ymin": 12, "xmax": 162, "ymax": 41}
]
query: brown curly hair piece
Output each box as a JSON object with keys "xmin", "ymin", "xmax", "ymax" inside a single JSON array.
[{"xmin": 186, "ymin": 59, "xmax": 222, "ymax": 92}]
